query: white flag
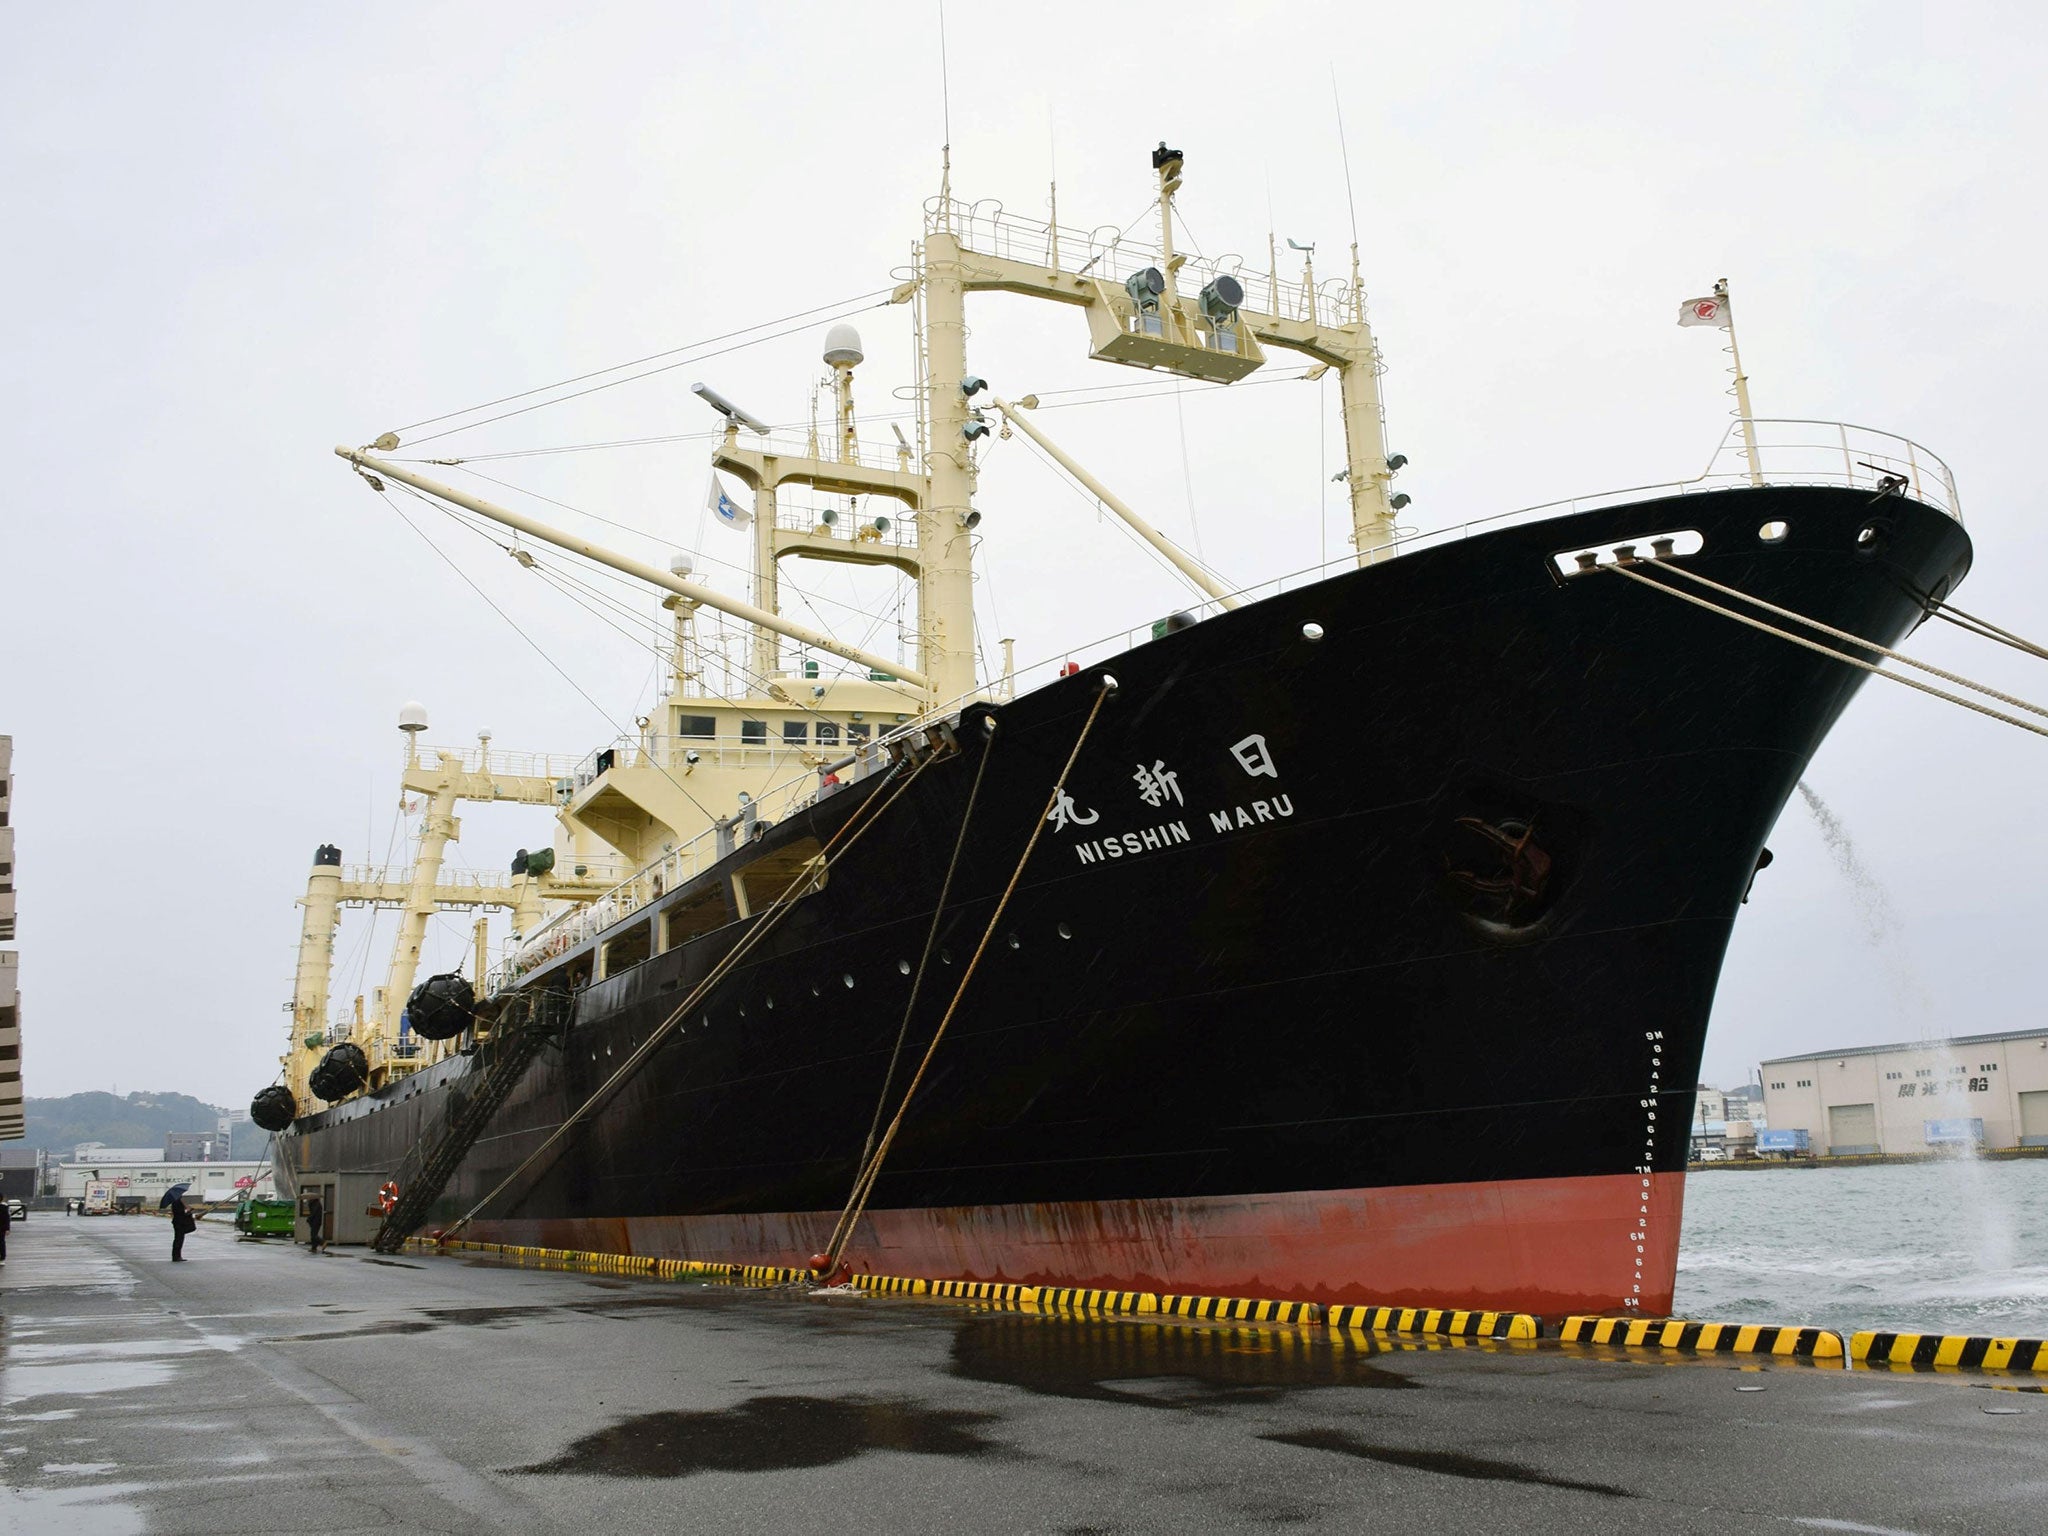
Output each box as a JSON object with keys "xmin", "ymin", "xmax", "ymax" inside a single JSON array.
[
  {"xmin": 706, "ymin": 474, "xmax": 752, "ymax": 532},
  {"xmin": 1677, "ymin": 295, "xmax": 1730, "ymax": 328}
]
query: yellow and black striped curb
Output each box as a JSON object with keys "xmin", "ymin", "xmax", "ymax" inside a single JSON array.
[
  {"xmin": 852, "ymin": 1275, "xmax": 1316, "ymax": 1322},
  {"xmin": 1851, "ymin": 1332, "xmax": 2048, "ymax": 1371},
  {"xmin": 1560, "ymin": 1315, "xmax": 1844, "ymax": 1359},
  {"xmin": 404, "ymin": 1238, "xmax": 809, "ymax": 1285},
  {"xmin": 409, "ymin": 1241, "xmax": 1329, "ymax": 1326},
  {"xmin": 1328, "ymin": 1305, "xmax": 1540, "ymax": 1341}
]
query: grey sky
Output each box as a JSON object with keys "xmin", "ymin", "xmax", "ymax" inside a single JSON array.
[{"xmin": 5, "ymin": 2, "xmax": 2044, "ymax": 1108}]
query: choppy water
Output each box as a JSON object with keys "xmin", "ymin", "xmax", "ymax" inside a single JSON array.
[{"xmin": 1675, "ymin": 1159, "xmax": 2048, "ymax": 1337}]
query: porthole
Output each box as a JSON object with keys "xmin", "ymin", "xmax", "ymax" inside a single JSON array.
[
  {"xmin": 1758, "ymin": 521, "xmax": 1789, "ymax": 544},
  {"xmin": 1007, "ymin": 933, "xmax": 1022, "ymax": 950},
  {"xmin": 1301, "ymin": 622, "xmax": 1325, "ymax": 641},
  {"xmin": 1057, "ymin": 922, "xmax": 1073, "ymax": 940},
  {"xmin": 897, "ymin": 958, "xmax": 912, "ymax": 975},
  {"xmin": 842, "ymin": 973, "xmax": 856, "ymax": 989},
  {"xmin": 811, "ymin": 984, "xmax": 821, "ymax": 997},
  {"xmin": 765, "ymin": 996, "xmax": 775, "ymax": 1010},
  {"xmin": 940, "ymin": 947, "xmax": 954, "ymax": 965}
]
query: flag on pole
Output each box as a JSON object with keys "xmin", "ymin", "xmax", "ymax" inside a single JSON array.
[
  {"xmin": 706, "ymin": 474, "xmax": 752, "ymax": 532},
  {"xmin": 1677, "ymin": 294, "xmax": 1730, "ymax": 328}
]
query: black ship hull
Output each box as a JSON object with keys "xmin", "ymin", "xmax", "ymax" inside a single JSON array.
[{"xmin": 281, "ymin": 485, "xmax": 1970, "ymax": 1317}]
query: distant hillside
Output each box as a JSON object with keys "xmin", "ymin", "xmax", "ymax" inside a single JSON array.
[{"xmin": 20, "ymin": 1091, "xmax": 265, "ymax": 1160}]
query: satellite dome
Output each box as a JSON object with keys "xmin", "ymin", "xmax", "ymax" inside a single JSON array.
[
  {"xmin": 398, "ymin": 700, "xmax": 429, "ymax": 733},
  {"xmin": 822, "ymin": 324, "xmax": 864, "ymax": 369},
  {"xmin": 669, "ymin": 551, "xmax": 695, "ymax": 577}
]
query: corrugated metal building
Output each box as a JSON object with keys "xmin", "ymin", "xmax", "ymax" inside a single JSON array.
[{"xmin": 1760, "ymin": 1028, "xmax": 2048, "ymax": 1154}]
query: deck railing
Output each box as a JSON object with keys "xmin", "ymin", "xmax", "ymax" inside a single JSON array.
[
  {"xmin": 485, "ymin": 417, "xmax": 1957, "ymax": 995},
  {"xmin": 926, "ymin": 196, "xmax": 1360, "ymax": 331}
]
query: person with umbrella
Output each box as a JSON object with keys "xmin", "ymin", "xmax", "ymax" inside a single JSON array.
[{"xmin": 162, "ymin": 1183, "xmax": 196, "ymax": 1262}]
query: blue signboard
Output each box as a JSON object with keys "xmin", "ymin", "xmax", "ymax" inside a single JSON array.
[{"xmin": 1923, "ymin": 1117, "xmax": 1984, "ymax": 1145}]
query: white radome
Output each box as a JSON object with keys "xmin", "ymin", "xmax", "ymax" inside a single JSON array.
[
  {"xmin": 397, "ymin": 700, "xmax": 429, "ymax": 733},
  {"xmin": 822, "ymin": 324, "xmax": 864, "ymax": 369},
  {"xmin": 669, "ymin": 552, "xmax": 695, "ymax": 577}
]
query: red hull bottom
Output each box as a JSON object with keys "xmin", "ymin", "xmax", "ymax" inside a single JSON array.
[{"xmin": 472, "ymin": 1171, "xmax": 1687, "ymax": 1320}]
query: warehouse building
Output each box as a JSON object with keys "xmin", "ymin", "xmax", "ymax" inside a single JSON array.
[
  {"xmin": 1760, "ymin": 1027, "xmax": 2048, "ymax": 1155},
  {"xmin": 56, "ymin": 1153, "xmax": 273, "ymax": 1207}
]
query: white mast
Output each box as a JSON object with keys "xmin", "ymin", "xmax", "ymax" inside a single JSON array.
[{"xmin": 1717, "ymin": 278, "xmax": 1764, "ymax": 486}]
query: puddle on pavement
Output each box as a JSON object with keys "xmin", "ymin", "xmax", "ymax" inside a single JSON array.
[
  {"xmin": 512, "ymin": 1394, "xmax": 1003, "ymax": 1477},
  {"xmin": 9, "ymin": 1340, "xmax": 215, "ymax": 1362},
  {"xmin": 276, "ymin": 1319, "xmax": 439, "ymax": 1343},
  {"xmin": 360, "ymin": 1258, "xmax": 425, "ymax": 1270},
  {"xmin": 1, "ymin": 1361, "xmax": 178, "ymax": 1405},
  {"xmin": 1261, "ymin": 1428, "xmax": 1634, "ymax": 1497},
  {"xmin": 0, "ymin": 1483, "xmax": 147, "ymax": 1535},
  {"xmin": 949, "ymin": 1315, "xmax": 1417, "ymax": 1406},
  {"xmin": 269, "ymin": 1292, "xmax": 744, "ymax": 1345}
]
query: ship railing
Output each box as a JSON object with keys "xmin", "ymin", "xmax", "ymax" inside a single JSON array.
[
  {"xmin": 486, "ymin": 417, "xmax": 1955, "ymax": 993},
  {"xmin": 925, "ymin": 195, "xmax": 1360, "ymax": 333},
  {"xmin": 335, "ymin": 864, "xmax": 518, "ymax": 897},
  {"xmin": 564, "ymin": 730, "xmax": 891, "ymax": 789},
  {"xmin": 403, "ymin": 743, "xmax": 587, "ymax": 782},
  {"xmin": 489, "ymin": 743, "xmax": 895, "ymax": 993},
  {"xmin": 727, "ymin": 430, "xmax": 922, "ymax": 480},
  {"xmin": 772, "ymin": 501, "xmax": 920, "ymax": 551},
  {"xmin": 923, "ymin": 418, "xmax": 1964, "ymax": 721}
]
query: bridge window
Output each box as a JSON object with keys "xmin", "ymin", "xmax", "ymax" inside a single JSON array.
[
  {"xmin": 601, "ymin": 921, "xmax": 652, "ymax": 978},
  {"xmin": 783, "ymin": 720, "xmax": 808, "ymax": 745},
  {"xmin": 816, "ymin": 720, "xmax": 840, "ymax": 746},
  {"xmin": 677, "ymin": 714, "xmax": 716, "ymax": 739},
  {"xmin": 662, "ymin": 885, "xmax": 734, "ymax": 949},
  {"xmin": 733, "ymin": 837, "xmax": 828, "ymax": 917},
  {"xmin": 741, "ymin": 720, "xmax": 767, "ymax": 746}
]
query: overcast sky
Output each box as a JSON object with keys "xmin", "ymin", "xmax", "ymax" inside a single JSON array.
[{"xmin": 6, "ymin": 2, "xmax": 2046, "ymax": 1109}]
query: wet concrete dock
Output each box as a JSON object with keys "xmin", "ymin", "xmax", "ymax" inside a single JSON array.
[{"xmin": 3, "ymin": 1219, "xmax": 2044, "ymax": 1534}]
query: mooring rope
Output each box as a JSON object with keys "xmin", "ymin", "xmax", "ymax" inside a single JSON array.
[
  {"xmin": 444, "ymin": 747, "xmax": 942, "ymax": 1238},
  {"xmin": 1603, "ymin": 561, "xmax": 2048, "ymax": 740},
  {"xmin": 1929, "ymin": 600, "xmax": 2048, "ymax": 663},
  {"xmin": 1646, "ymin": 558, "xmax": 2048, "ymax": 721},
  {"xmin": 821, "ymin": 678, "xmax": 1117, "ymax": 1275},
  {"xmin": 827, "ymin": 720, "xmax": 1000, "ymax": 1266}
]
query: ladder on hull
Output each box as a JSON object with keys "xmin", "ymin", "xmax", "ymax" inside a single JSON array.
[{"xmin": 371, "ymin": 988, "xmax": 571, "ymax": 1254}]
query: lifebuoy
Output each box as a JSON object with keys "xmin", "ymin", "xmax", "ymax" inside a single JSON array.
[{"xmin": 377, "ymin": 1182, "xmax": 400, "ymax": 1215}]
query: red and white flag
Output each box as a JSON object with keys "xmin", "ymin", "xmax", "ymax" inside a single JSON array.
[{"xmin": 1677, "ymin": 294, "xmax": 1730, "ymax": 328}]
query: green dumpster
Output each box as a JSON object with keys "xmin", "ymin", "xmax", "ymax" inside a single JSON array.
[{"xmin": 235, "ymin": 1198, "xmax": 297, "ymax": 1238}]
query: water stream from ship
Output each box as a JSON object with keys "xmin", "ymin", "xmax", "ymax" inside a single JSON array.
[{"xmin": 1674, "ymin": 783, "xmax": 2038, "ymax": 1335}]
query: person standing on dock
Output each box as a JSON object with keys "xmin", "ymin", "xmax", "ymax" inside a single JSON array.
[
  {"xmin": 0, "ymin": 1196, "xmax": 10, "ymax": 1263},
  {"xmin": 169, "ymin": 1193, "xmax": 195, "ymax": 1262},
  {"xmin": 304, "ymin": 1191, "xmax": 326, "ymax": 1255}
]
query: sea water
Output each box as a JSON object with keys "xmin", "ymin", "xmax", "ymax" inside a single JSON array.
[
  {"xmin": 1682, "ymin": 786, "xmax": 2048, "ymax": 1337},
  {"xmin": 1675, "ymin": 1159, "xmax": 2048, "ymax": 1337}
]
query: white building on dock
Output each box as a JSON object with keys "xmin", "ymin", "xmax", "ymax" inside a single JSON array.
[{"xmin": 1760, "ymin": 1028, "xmax": 2048, "ymax": 1155}]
